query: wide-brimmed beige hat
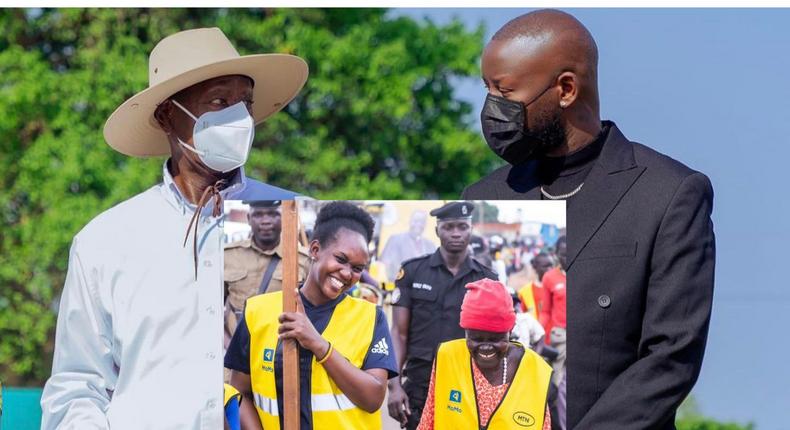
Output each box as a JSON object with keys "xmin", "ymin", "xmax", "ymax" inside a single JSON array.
[{"xmin": 103, "ymin": 27, "xmax": 309, "ymax": 157}]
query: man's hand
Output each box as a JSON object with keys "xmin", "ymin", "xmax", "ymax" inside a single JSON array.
[{"xmin": 387, "ymin": 380, "xmax": 411, "ymax": 428}]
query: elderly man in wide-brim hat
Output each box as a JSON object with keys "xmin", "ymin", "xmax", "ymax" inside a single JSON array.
[{"xmin": 40, "ymin": 28, "xmax": 307, "ymax": 430}]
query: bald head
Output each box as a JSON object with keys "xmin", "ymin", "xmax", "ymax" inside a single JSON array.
[
  {"xmin": 491, "ymin": 10, "xmax": 598, "ymax": 109},
  {"xmin": 481, "ymin": 9, "xmax": 602, "ymax": 156},
  {"xmin": 493, "ymin": 9, "xmax": 598, "ymax": 69}
]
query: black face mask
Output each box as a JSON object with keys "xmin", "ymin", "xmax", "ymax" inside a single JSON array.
[{"xmin": 480, "ymin": 83, "xmax": 559, "ymax": 165}]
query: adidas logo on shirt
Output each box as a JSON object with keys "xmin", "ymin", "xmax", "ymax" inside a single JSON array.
[{"xmin": 371, "ymin": 337, "xmax": 389, "ymax": 355}]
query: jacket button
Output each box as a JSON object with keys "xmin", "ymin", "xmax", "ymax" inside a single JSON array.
[{"xmin": 598, "ymin": 294, "xmax": 611, "ymax": 308}]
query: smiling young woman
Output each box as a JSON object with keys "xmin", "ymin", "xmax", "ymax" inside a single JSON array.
[
  {"xmin": 417, "ymin": 278, "xmax": 553, "ymax": 430},
  {"xmin": 224, "ymin": 201, "xmax": 398, "ymax": 430}
]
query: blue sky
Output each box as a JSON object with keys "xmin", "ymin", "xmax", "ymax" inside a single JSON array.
[{"xmin": 395, "ymin": 8, "xmax": 790, "ymax": 429}]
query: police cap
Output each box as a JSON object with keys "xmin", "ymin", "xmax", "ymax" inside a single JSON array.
[
  {"xmin": 243, "ymin": 200, "xmax": 282, "ymax": 208},
  {"xmin": 429, "ymin": 201, "xmax": 474, "ymax": 220}
]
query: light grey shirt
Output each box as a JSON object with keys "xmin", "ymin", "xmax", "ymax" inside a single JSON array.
[
  {"xmin": 378, "ymin": 233, "xmax": 437, "ymax": 282},
  {"xmin": 40, "ymin": 163, "xmax": 293, "ymax": 430}
]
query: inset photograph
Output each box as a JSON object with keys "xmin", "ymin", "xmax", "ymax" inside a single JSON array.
[{"xmin": 221, "ymin": 199, "xmax": 565, "ymax": 430}]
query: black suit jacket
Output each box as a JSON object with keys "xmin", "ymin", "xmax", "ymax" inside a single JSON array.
[{"xmin": 463, "ymin": 121, "xmax": 715, "ymax": 430}]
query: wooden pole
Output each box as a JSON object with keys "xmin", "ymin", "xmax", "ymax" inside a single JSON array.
[
  {"xmin": 281, "ymin": 199, "xmax": 300, "ymax": 429},
  {"xmin": 299, "ymin": 224, "xmax": 309, "ymax": 247}
]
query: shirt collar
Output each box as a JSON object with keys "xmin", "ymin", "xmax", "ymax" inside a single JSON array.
[
  {"xmin": 428, "ymin": 248, "xmax": 480, "ymax": 272},
  {"xmin": 464, "ymin": 255, "xmax": 484, "ymax": 275},
  {"xmin": 161, "ymin": 160, "xmax": 249, "ymax": 215},
  {"xmin": 250, "ymin": 238, "xmax": 283, "ymax": 257}
]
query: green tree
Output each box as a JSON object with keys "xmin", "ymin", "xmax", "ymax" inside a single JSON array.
[
  {"xmin": 677, "ymin": 419, "xmax": 755, "ymax": 430},
  {"xmin": 475, "ymin": 200, "xmax": 499, "ymax": 223},
  {"xmin": 676, "ymin": 396, "xmax": 755, "ymax": 430},
  {"xmin": 0, "ymin": 8, "xmax": 497, "ymax": 384}
]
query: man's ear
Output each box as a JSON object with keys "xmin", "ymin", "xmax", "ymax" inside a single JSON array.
[
  {"xmin": 154, "ymin": 100, "xmax": 174, "ymax": 134},
  {"xmin": 557, "ymin": 72, "xmax": 579, "ymax": 109}
]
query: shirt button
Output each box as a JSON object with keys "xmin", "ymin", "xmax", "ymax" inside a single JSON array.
[
  {"xmin": 203, "ymin": 260, "xmax": 213, "ymax": 267},
  {"xmin": 598, "ymin": 294, "xmax": 611, "ymax": 308},
  {"xmin": 206, "ymin": 352, "xmax": 216, "ymax": 360},
  {"xmin": 207, "ymin": 399, "xmax": 217, "ymax": 409},
  {"xmin": 206, "ymin": 306, "xmax": 216, "ymax": 315}
]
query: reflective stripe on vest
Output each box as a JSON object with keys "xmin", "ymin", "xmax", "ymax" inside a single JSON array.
[
  {"xmin": 246, "ymin": 291, "xmax": 381, "ymax": 429},
  {"xmin": 253, "ymin": 392, "xmax": 279, "ymax": 416},
  {"xmin": 433, "ymin": 339, "xmax": 552, "ymax": 429},
  {"xmin": 311, "ymin": 393, "xmax": 356, "ymax": 412}
]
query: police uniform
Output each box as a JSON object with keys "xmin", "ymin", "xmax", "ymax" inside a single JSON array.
[
  {"xmin": 224, "ymin": 239, "xmax": 310, "ymax": 311},
  {"xmin": 390, "ymin": 202, "xmax": 498, "ymax": 429}
]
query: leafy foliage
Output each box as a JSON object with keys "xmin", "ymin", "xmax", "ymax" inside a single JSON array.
[
  {"xmin": 677, "ymin": 420, "xmax": 755, "ymax": 430},
  {"xmin": 479, "ymin": 201, "xmax": 500, "ymax": 223},
  {"xmin": 0, "ymin": 8, "xmax": 496, "ymax": 384},
  {"xmin": 676, "ymin": 396, "xmax": 755, "ymax": 430}
]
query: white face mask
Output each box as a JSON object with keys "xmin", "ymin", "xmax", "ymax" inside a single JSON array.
[{"xmin": 171, "ymin": 99, "xmax": 255, "ymax": 173}]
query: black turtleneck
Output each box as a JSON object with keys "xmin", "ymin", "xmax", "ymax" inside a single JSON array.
[{"xmin": 539, "ymin": 123, "xmax": 609, "ymax": 199}]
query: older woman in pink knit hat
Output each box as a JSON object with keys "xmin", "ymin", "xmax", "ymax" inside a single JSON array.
[{"xmin": 417, "ymin": 278, "xmax": 553, "ymax": 430}]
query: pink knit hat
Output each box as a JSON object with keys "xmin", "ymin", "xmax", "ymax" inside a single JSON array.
[{"xmin": 460, "ymin": 278, "xmax": 516, "ymax": 333}]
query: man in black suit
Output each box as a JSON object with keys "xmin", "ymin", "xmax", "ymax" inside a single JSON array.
[{"xmin": 463, "ymin": 10, "xmax": 716, "ymax": 429}]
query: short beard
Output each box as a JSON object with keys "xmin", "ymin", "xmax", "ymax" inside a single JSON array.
[{"xmin": 527, "ymin": 108, "xmax": 566, "ymax": 157}]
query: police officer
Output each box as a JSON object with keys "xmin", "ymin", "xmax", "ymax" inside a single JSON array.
[
  {"xmin": 387, "ymin": 201, "xmax": 499, "ymax": 429},
  {"xmin": 223, "ymin": 200, "xmax": 309, "ymax": 348}
]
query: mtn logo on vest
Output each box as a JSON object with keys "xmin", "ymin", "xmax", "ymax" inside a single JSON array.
[
  {"xmin": 371, "ymin": 338, "xmax": 389, "ymax": 355},
  {"xmin": 512, "ymin": 411, "xmax": 536, "ymax": 427},
  {"xmin": 263, "ymin": 348, "xmax": 274, "ymax": 362}
]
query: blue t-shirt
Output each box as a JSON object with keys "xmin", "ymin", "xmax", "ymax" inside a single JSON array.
[
  {"xmin": 224, "ymin": 291, "xmax": 398, "ymax": 429},
  {"xmin": 224, "ymin": 399, "xmax": 240, "ymax": 430}
]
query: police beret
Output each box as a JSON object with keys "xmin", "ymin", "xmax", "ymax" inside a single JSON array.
[
  {"xmin": 243, "ymin": 200, "xmax": 282, "ymax": 208},
  {"xmin": 429, "ymin": 201, "xmax": 474, "ymax": 220}
]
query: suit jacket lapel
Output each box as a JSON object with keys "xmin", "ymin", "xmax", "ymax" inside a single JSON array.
[{"xmin": 566, "ymin": 123, "xmax": 645, "ymax": 270}]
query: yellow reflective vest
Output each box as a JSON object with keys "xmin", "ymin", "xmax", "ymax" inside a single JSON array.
[
  {"xmin": 245, "ymin": 291, "xmax": 381, "ymax": 429},
  {"xmin": 433, "ymin": 339, "xmax": 552, "ymax": 429}
]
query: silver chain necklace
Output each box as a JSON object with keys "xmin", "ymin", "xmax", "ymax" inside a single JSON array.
[
  {"xmin": 541, "ymin": 182, "xmax": 584, "ymax": 200},
  {"xmin": 502, "ymin": 356, "xmax": 508, "ymax": 385}
]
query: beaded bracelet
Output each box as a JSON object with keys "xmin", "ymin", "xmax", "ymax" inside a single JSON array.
[{"xmin": 316, "ymin": 342, "xmax": 334, "ymax": 365}]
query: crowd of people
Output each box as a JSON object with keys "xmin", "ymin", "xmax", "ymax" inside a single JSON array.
[
  {"xmin": 382, "ymin": 209, "xmax": 567, "ymax": 430},
  {"xmin": 504, "ymin": 236, "xmax": 568, "ymax": 430},
  {"xmin": 215, "ymin": 199, "xmax": 565, "ymax": 430}
]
